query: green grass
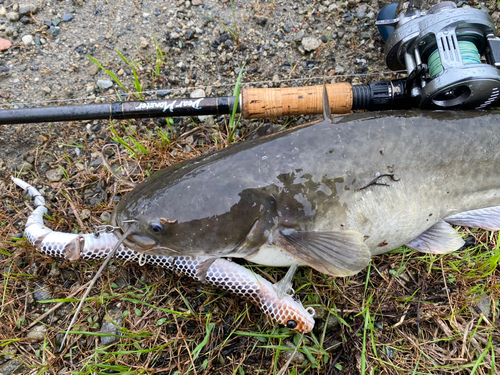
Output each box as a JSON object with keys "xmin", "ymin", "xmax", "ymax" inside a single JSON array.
[
  {"xmin": 109, "ymin": 121, "xmax": 149, "ymax": 158},
  {"xmin": 218, "ymin": 0, "xmax": 239, "ymax": 47},
  {"xmin": 228, "ymin": 64, "xmax": 245, "ymax": 143},
  {"xmin": 151, "ymin": 34, "xmax": 166, "ymax": 80},
  {"xmin": 88, "ymin": 50, "xmax": 144, "ymax": 101}
]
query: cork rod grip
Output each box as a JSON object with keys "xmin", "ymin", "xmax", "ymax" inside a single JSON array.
[{"xmin": 241, "ymin": 83, "xmax": 353, "ymax": 119}]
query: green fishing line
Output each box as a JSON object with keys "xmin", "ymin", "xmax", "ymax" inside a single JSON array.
[{"xmin": 428, "ymin": 40, "xmax": 481, "ymax": 78}]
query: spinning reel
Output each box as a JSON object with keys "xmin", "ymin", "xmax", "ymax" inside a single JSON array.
[{"xmin": 376, "ymin": 0, "xmax": 500, "ymax": 109}]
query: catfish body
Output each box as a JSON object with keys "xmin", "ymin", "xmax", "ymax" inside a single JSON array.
[{"xmin": 112, "ymin": 110, "xmax": 500, "ymax": 276}]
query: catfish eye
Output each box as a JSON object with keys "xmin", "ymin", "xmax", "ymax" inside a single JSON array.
[
  {"xmin": 286, "ymin": 320, "xmax": 297, "ymax": 329},
  {"xmin": 149, "ymin": 223, "xmax": 163, "ymax": 233}
]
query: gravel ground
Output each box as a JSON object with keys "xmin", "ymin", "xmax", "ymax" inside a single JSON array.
[
  {"xmin": 0, "ymin": 0, "xmax": 499, "ymax": 374},
  {"xmin": 0, "ymin": 0, "xmax": 496, "ymax": 170},
  {"xmin": 0, "ymin": 0, "xmax": 404, "ymax": 172}
]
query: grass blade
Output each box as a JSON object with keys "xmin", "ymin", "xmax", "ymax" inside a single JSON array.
[{"xmin": 228, "ymin": 63, "xmax": 245, "ymax": 143}]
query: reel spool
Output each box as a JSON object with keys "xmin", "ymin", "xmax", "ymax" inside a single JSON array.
[{"xmin": 376, "ymin": 1, "xmax": 500, "ymax": 109}]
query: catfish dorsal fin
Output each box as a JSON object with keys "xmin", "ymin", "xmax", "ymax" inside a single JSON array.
[
  {"xmin": 273, "ymin": 229, "xmax": 371, "ymax": 277},
  {"xmin": 322, "ymin": 83, "xmax": 332, "ymax": 122},
  {"xmin": 406, "ymin": 220, "xmax": 464, "ymax": 254}
]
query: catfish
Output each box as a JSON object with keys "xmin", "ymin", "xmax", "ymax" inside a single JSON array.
[{"xmin": 111, "ymin": 106, "xmax": 500, "ymax": 278}]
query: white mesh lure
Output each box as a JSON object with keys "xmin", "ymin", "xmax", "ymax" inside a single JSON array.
[{"xmin": 11, "ymin": 176, "xmax": 316, "ymax": 333}]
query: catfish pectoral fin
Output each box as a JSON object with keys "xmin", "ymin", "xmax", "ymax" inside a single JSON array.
[
  {"xmin": 444, "ymin": 205, "xmax": 500, "ymax": 231},
  {"xmin": 273, "ymin": 229, "xmax": 371, "ymax": 277},
  {"xmin": 406, "ymin": 220, "xmax": 465, "ymax": 254}
]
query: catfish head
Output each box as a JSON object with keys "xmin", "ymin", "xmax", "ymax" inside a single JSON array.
[{"xmin": 110, "ymin": 158, "xmax": 279, "ymax": 259}]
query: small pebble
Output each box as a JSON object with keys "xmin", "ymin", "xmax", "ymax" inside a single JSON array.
[
  {"xmin": 279, "ymin": 341, "xmax": 306, "ymax": 364},
  {"xmin": 27, "ymin": 325, "xmax": 47, "ymax": 340},
  {"xmin": 476, "ymin": 294, "xmax": 491, "ymax": 318},
  {"xmin": 140, "ymin": 36, "xmax": 149, "ymax": 49},
  {"xmin": 62, "ymin": 13, "xmax": 74, "ymax": 22},
  {"xmin": 336, "ymin": 66, "xmax": 345, "ymax": 74},
  {"xmin": 190, "ymin": 88, "xmax": 205, "ymax": 98},
  {"xmin": 19, "ymin": 4, "xmax": 38, "ymax": 15},
  {"xmin": 0, "ymin": 359, "xmax": 26, "ymax": 375},
  {"xmin": 80, "ymin": 209, "xmax": 91, "ymax": 220},
  {"xmin": 89, "ymin": 65, "xmax": 100, "ymax": 76},
  {"xmin": 15, "ymin": 161, "xmax": 33, "ymax": 171},
  {"xmin": 302, "ymin": 37, "xmax": 321, "ymax": 52},
  {"xmin": 90, "ymin": 157, "xmax": 103, "ymax": 167},
  {"xmin": 75, "ymin": 162, "xmax": 85, "ymax": 171},
  {"xmin": 34, "ymin": 283, "xmax": 52, "ymax": 301},
  {"xmin": 100, "ymin": 311, "xmax": 123, "ymax": 346},
  {"xmin": 97, "ymin": 79, "xmax": 113, "ymax": 89},
  {"xmin": 100, "ymin": 211, "xmax": 111, "ymax": 222},
  {"xmin": 185, "ymin": 29, "xmax": 195, "ymax": 40},
  {"xmin": 20, "ymin": 14, "xmax": 32, "ymax": 22},
  {"xmin": 0, "ymin": 37, "xmax": 12, "ymax": 51},
  {"xmin": 157, "ymin": 90, "xmax": 171, "ymax": 98},
  {"xmin": 356, "ymin": 4, "xmax": 367, "ymax": 19},
  {"xmin": 46, "ymin": 168, "xmax": 64, "ymax": 182},
  {"xmin": 50, "ymin": 26, "xmax": 60, "ymax": 36},
  {"xmin": 6, "ymin": 12, "xmax": 20, "ymax": 22},
  {"xmin": 294, "ymin": 30, "xmax": 304, "ymax": 41}
]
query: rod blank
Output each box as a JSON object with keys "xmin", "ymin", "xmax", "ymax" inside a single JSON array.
[{"xmin": 0, "ymin": 97, "xmax": 238, "ymax": 125}]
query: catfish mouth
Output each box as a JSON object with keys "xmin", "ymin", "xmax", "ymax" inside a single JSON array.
[
  {"xmin": 117, "ymin": 227, "xmax": 167, "ymax": 255},
  {"xmin": 110, "ymin": 213, "xmax": 159, "ymax": 254},
  {"xmin": 124, "ymin": 233, "xmax": 158, "ymax": 251}
]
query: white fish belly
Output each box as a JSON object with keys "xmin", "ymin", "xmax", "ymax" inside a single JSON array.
[{"xmin": 245, "ymin": 244, "xmax": 305, "ymax": 267}]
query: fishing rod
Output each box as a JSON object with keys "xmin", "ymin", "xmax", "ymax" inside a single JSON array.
[{"xmin": 1, "ymin": 0, "xmax": 500, "ymax": 125}]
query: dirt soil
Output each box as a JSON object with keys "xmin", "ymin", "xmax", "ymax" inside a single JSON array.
[{"xmin": 0, "ymin": 0, "xmax": 499, "ymax": 374}]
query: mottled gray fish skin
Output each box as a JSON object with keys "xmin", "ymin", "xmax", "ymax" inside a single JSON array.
[{"xmin": 112, "ymin": 110, "xmax": 500, "ymax": 275}]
